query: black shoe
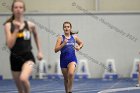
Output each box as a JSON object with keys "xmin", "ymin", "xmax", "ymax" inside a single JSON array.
[{"xmin": 136, "ymin": 84, "xmax": 140, "ymax": 87}]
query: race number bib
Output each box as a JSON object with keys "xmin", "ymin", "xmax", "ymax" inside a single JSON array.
[{"xmin": 23, "ymin": 30, "xmax": 31, "ymax": 40}]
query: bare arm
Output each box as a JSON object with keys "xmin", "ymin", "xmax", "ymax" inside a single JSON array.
[
  {"xmin": 54, "ymin": 36, "xmax": 67, "ymax": 53},
  {"xmin": 74, "ymin": 35, "xmax": 84, "ymax": 51},
  {"xmin": 30, "ymin": 22, "xmax": 43, "ymax": 60},
  {"xmin": 31, "ymin": 23, "xmax": 41, "ymax": 52},
  {"xmin": 4, "ymin": 22, "xmax": 19, "ymax": 48}
]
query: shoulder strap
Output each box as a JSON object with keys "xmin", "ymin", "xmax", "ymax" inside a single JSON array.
[
  {"xmin": 62, "ymin": 35, "xmax": 65, "ymax": 42},
  {"xmin": 24, "ymin": 21, "xmax": 29, "ymax": 30},
  {"xmin": 71, "ymin": 35, "xmax": 76, "ymax": 43},
  {"xmin": 10, "ymin": 21, "xmax": 15, "ymax": 33}
]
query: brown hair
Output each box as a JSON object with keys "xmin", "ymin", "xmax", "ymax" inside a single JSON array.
[
  {"xmin": 3, "ymin": 0, "xmax": 26, "ymax": 25},
  {"xmin": 63, "ymin": 21, "xmax": 78, "ymax": 35}
]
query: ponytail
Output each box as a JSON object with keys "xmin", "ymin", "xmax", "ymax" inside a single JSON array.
[
  {"xmin": 70, "ymin": 31, "xmax": 78, "ymax": 35},
  {"xmin": 3, "ymin": 14, "xmax": 14, "ymax": 25}
]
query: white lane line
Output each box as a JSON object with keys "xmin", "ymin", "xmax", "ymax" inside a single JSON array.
[
  {"xmin": 109, "ymin": 80, "xmax": 122, "ymax": 89},
  {"xmin": 4, "ymin": 90, "xmax": 17, "ymax": 93},
  {"xmin": 98, "ymin": 87, "xmax": 140, "ymax": 93}
]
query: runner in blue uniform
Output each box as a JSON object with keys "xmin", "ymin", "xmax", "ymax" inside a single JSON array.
[{"xmin": 54, "ymin": 21, "xmax": 83, "ymax": 93}]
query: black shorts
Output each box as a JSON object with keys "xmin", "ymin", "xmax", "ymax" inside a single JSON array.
[{"xmin": 10, "ymin": 51, "xmax": 35, "ymax": 71}]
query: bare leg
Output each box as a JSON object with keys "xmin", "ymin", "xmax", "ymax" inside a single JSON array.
[
  {"xmin": 12, "ymin": 72, "xmax": 24, "ymax": 93},
  {"xmin": 20, "ymin": 61, "xmax": 34, "ymax": 93},
  {"xmin": 61, "ymin": 68, "xmax": 68, "ymax": 93},
  {"xmin": 67, "ymin": 62, "xmax": 76, "ymax": 93}
]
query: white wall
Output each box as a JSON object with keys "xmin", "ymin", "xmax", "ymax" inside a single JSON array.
[
  {"xmin": 0, "ymin": 13, "xmax": 140, "ymax": 79},
  {"xmin": 1, "ymin": 0, "xmax": 140, "ymax": 12}
]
